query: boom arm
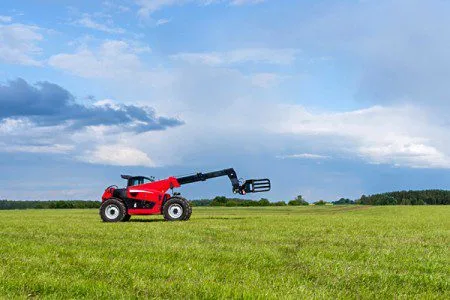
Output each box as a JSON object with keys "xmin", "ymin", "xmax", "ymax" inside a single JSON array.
[{"xmin": 175, "ymin": 168, "xmax": 270, "ymax": 195}]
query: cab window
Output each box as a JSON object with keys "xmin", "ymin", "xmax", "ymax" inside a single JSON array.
[
  {"xmin": 129, "ymin": 178, "xmax": 143, "ymax": 186},
  {"xmin": 129, "ymin": 177, "xmax": 153, "ymax": 186}
]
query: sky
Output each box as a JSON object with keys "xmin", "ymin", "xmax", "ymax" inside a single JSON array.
[{"xmin": 1, "ymin": 0, "xmax": 449, "ymax": 202}]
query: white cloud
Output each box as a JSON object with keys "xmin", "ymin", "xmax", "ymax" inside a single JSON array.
[
  {"xmin": 2, "ymin": 144, "xmax": 74, "ymax": 154},
  {"xmin": 171, "ymin": 52, "xmax": 223, "ymax": 65},
  {"xmin": 124, "ymin": 64, "xmax": 450, "ymax": 169},
  {"xmin": 12, "ymin": 1, "xmax": 448, "ymax": 172},
  {"xmin": 98, "ymin": 61, "xmax": 445, "ymax": 170},
  {"xmin": 358, "ymin": 144, "xmax": 450, "ymax": 169},
  {"xmin": 48, "ymin": 40, "xmax": 144, "ymax": 78},
  {"xmin": 0, "ymin": 118, "xmax": 28, "ymax": 133},
  {"xmin": 277, "ymin": 153, "xmax": 331, "ymax": 160},
  {"xmin": 230, "ymin": 0, "xmax": 265, "ymax": 5},
  {"xmin": 0, "ymin": 16, "xmax": 12, "ymax": 23},
  {"xmin": 42, "ymin": 39, "xmax": 450, "ymax": 170},
  {"xmin": 0, "ymin": 118, "xmax": 74, "ymax": 154},
  {"xmin": 250, "ymin": 73, "xmax": 283, "ymax": 88},
  {"xmin": 93, "ymin": 98, "xmax": 122, "ymax": 110},
  {"xmin": 136, "ymin": 0, "xmax": 187, "ymax": 17},
  {"xmin": 80, "ymin": 145, "xmax": 155, "ymax": 166},
  {"xmin": 273, "ymin": 105, "xmax": 450, "ymax": 169},
  {"xmin": 0, "ymin": 23, "xmax": 43, "ymax": 66},
  {"xmin": 156, "ymin": 18, "xmax": 171, "ymax": 26},
  {"xmin": 103, "ymin": 1, "xmax": 131, "ymax": 12},
  {"xmin": 48, "ymin": 40, "xmax": 174, "ymax": 93},
  {"xmin": 170, "ymin": 48, "xmax": 298, "ymax": 66},
  {"xmin": 136, "ymin": 0, "xmax": 265, "ymax": 18},
  {"xmin": 0, "ymin": 118, "xmax": 155, "ymax": 166},
  {"xmin": 73, "ymin": 15, "xmax": 125, "ymax": 34},
  {"xmin": 2, "ymin": 86, "xmax": 449, "ymax": 169}
]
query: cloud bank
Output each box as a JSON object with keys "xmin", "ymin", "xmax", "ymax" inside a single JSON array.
[{"xmin": 0, "ymin": 78, "xmax": 183, "ymax": 132}]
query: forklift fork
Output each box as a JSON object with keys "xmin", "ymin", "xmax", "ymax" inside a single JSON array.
[{"xmin": 241, "ymin": 179, "xmax": 271, "ymax": 194}]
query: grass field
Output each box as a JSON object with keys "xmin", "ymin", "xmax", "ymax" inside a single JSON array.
[{"xmin": 0, "ymin": 206, "xmax": 449, "ymax": 299}]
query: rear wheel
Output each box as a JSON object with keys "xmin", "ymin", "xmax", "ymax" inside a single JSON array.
[
  {"xmin": 163, "ymin": 197, "xmax": 191, "ymax": 221},
  {"xmin": 100, "ymin": 198, "xmax": 127, "ymax": 222}
]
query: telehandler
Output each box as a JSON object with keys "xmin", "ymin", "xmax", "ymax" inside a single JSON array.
[{"xmin": 100, "ymin": 168, "xmax": 270, "ymax": 222}]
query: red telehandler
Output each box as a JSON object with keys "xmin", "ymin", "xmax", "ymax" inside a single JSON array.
[{"xmin": 100, "ymin": 168, "xmax": 271, "ymax": 222}]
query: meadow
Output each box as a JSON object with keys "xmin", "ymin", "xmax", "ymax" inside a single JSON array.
[{"xmin": 0, "ymin": 206, "xmax": 448, "ymax": 299}]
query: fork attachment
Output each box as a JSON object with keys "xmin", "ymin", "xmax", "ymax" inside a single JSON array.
[{"xmin": 240, "ymin": 179, "xmax": 271, "ymax": 194}]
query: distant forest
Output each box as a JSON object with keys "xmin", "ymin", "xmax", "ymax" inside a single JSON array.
[
  {"xmin": 355, "ymin": 190, "xmax": 449, "ymax": 205},
  {"xmin": 0, "ymin": 190, "xmax": 448, "ymax": 210},
  {"xmin": 0, "ymin": 200, "xmax": 101, "ymax": 210}
]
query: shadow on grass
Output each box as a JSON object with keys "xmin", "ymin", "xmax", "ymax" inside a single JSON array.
[
  {"xmin": 128, "ymin": 217, "xmax": 247, "ymax": 222},
  {"xmin": 198, "ymin": 217, "xmax": 246, "ymax": 220},
  {"xmin": 128, "ymin": 218, "xmax": 165, "ymax": 223}
]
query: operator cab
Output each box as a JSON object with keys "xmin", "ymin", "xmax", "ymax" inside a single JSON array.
[{"xmin": 121, "ymin": 175, "xmax": 154, "ymax": 187}]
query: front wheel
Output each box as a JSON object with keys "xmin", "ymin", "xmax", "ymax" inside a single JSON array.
[
  {"xmin": 163, "ymin": 197, "xmax": 191, "ymax": 221},
  {"xmin": 99, "ymin": 198, "xmax": 127, "ymax": 222}
]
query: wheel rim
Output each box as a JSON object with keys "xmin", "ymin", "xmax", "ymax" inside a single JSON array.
[
  {"xmin": 168, "ymin": 204, "xmax": 183, "ymax": 219},
  {"xmin": 105, "ymin": 204, "xmax": 120, "ymax": 220}
]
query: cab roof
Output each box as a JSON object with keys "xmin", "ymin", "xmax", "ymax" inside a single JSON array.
[{"xmin": 121, "ymin": 175, "xmax": 153, "ymax": 181}]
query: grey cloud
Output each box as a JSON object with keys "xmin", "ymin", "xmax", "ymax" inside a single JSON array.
[{"xmin": 0, "ymin": 78, "xmax": 184, "ymax": 132}]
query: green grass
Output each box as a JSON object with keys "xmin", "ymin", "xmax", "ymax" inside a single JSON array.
[{"xmin": 0, "ymin": 206, "xmax": 449, "ymax": 299}]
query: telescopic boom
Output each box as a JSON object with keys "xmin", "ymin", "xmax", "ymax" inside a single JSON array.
[{"xmin": 175, "ymin": 168, "xmax": 270, "ymax": 195}]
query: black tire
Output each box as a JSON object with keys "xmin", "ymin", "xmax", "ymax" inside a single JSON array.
[
  {"xmin": 163, "ymin": 197, "xmax": 191, "ymax": 221},
  {"xmin": 183, "ymin": 200, "xmax": 192, "ymax": 221},
  {"xmin": 99, "ymin": 198, "xmax": 127, "ymax": 222},
  {"xmin": 122, "ymin": 214, "xmax": 131, "ymax": 222}
]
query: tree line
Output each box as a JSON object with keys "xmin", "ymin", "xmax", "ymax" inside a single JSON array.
[
  {"xmin": 194, "ymin": 190, "xmax": 450, "ymax": 206},
  {"xmin": 355, "ymin": 190, "xmax": 449, "ymax": 205},
  {"xmin": 0, "ymin": 200, "xmax": 101, "ymax": 210},
  {"xmin": 192, "ymin": 195, "xmax": 325, "ymax": 206},
  {"xmin": 0, "ymin": 189, "xmax": 448, "ymax": 210},
  {"xmin": 192, "ymin": 196, "xmax": 288, "ymax": 207}
]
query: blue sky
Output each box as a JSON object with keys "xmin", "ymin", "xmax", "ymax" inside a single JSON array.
[{"xmin": 1, "ymin": 0, "xmax": 449, "ymax": 201}]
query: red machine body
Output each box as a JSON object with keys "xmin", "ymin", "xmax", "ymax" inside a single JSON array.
[
  {"xmin": 101, "ymin": 177, "xmax": 180, "ymax": 215},
  {"xmin": 99, "ymin": 168, "xmax": 271, "ymax": 222}
]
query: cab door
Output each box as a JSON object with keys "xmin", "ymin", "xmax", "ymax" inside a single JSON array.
[{"xmin": 126, "ymin": 178, "xmax": 159, "ymax": 202}]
